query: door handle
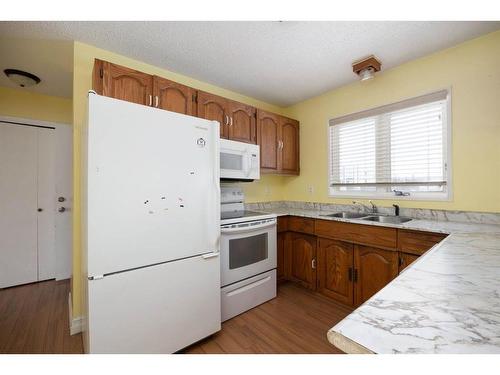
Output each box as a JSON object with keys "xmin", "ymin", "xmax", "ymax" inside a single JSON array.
[{"xmin": 202, "ymin": 252, "xmax": 219, "ymax": 259}]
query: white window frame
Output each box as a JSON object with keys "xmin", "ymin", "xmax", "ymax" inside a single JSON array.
[{"xmin": 327, "ymin": 89, "xmax": 453, "ymax": 201}]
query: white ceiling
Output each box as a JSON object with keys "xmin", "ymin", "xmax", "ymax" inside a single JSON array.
[
  {"xmin": 0, "ymin": 21, "xmax": 499, "ymax": 106},
  {"xmin": 0, "ymin": 37, "xmax": 73, "ymax": 98}
]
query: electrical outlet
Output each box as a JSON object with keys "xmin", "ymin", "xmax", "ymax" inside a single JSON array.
[
  {"xmin": 307, "ymin": 185, "xmax": 314, "ymax": 195},
  {"xmin": 264, "ymin": 186, "xmax": 271, "ymax": 196}
]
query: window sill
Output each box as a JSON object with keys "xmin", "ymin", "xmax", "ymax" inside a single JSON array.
[{"xmin": 328, "ymin": 189, "xmax": 452, "ymax": 202}]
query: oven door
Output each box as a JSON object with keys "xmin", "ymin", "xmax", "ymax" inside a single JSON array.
[{"xmin": 220, "ymin": 218, "xmax": 276, "ymax": 287}]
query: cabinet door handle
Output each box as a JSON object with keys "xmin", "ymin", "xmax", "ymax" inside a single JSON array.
[
  {"xmin": 148, "ymin": 94, "xmax": 152, "ymax": 106},
  {"xmin": 311, "ymin": 259, "xmax": 316, "ymax": 269},
  {"xmin": 348, "ymin": 267, "xmax": 353, "ymax": 282},
  {"xmin": 230, "ymin": 116, "xmax": 233, "ymax": 127},
  {"xmin": 225, "ymin": 115, "xmax": 229, "ymax": 126},
  {"xmin": 155, "ymin": 95, "xmax": 159, "ymax": 108},
  {"xmin": 353, "ymin": 269, "xmax": 358, "ymax": 283}
]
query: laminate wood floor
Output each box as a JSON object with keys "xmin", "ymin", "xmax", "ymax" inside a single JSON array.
[
  {"xmin": 182, "ymin": 282, "xmax": 353, "ymax": 354},
  {"xmin": 0, "ymin": 280, "xmax": 352, "ymax": 354},
  {"xmin": 0, "ymin": 279, "xmax": 83, "ymax": 354}
]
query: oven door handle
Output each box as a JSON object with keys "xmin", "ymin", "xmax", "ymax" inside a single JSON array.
[{"xmin": 221, "ymin": 221, "xmax": 276, "ymax": 234}]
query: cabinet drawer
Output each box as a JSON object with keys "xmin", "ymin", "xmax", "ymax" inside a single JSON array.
[
  {"xmin": 277, "ymin": 216, "xmax": 288, "ymax": 233},
  {"xmin": 288, "ymin": 216, "xmax": 315, "ymax": 234},
  {"xmin": 398, "ymin": 229, "xmax": 447, "ymax": 256},
  {"xmin": 315, "ymin": 220, "xmax": 397, "ymax": 250}
]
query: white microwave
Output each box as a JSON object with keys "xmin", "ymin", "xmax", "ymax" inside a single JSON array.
[{"xmin": 220, "ymin": 139, "xmax": 260, "ymax": 181}]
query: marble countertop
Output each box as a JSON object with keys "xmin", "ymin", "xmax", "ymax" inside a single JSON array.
[{"xmin": 259, "ymin": 207, "xmax": 500, "ymax": 353}]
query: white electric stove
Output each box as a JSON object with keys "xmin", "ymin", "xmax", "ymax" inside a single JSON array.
[{"xmin": 220, "ymin": 187, "xmax": 277, "ymax": 321}]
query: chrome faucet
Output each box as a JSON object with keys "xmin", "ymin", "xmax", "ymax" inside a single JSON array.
[{"xmin": 353, "ymin": 200, "xmax": 377, "ymax": 214}]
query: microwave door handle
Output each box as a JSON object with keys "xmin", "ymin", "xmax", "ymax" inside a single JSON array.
[
  {"xmin": 242, "ymin": 150, "xmax": 251, "ymax": 177},
  {"xmin": 221, "ymin": 221, "xmax": 276, "ymax": 234}
]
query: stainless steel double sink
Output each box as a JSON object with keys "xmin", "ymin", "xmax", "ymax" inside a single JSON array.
[{"xmin": 321, "ymin": 212, "xmax": 412, "ymax": 224}]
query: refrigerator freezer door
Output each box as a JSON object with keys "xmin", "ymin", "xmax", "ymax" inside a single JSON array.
[
  {"xmin": 86, "ymin": 94, "xmax": 220, "ymax": 276},
  {"xmin": 85, "ymin": 253, "xmax": 221, "ymax": 353}
]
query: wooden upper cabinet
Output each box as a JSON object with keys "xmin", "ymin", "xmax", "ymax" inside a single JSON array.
[
  {"xmin": 227, "ymin": 100, "xmax": 257, "ymax": 144},
  {"xmin": 257, "ymin": 110, "xmax": 300, "ymax": 175},
  {"xmin": 289, "ymin": 232, "xmax": 317, "ymax": 290},
  {"xmin": 153, "ymin": 76, "xmax": 195, "ymax": 116},
  {"xmin": 197, "ymin": 91, "xmax": 228, "ymax": 138},
  {"xmin": 279, "ymin": 117, "xmax": 300, "ymax": 174},
  {"xmin": 317, "ymin": 238, "xmax": 354, "ymax": 306},
  {"xmin": 257, "ymin": 110, "xmax": 280, "ymax": 172},
  {"xmin": 354, "ymin": 245, "xmax": 398, "ymax": 306},
  {"xmin": 95, "ymin": 59, "xmax": 153, "ymax": 106}
]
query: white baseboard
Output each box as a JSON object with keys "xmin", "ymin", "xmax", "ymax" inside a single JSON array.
[{"xmin": 68, "ymin": 292, "xmax": 83, "ymax": 335}]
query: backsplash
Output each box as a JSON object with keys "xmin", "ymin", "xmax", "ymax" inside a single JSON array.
[{"xmin": 244, "ymin": 201, "xmax": 500, "ymax": 225}]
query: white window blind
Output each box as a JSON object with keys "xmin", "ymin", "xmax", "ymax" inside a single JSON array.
[{"xmin": 329, "ymin": 90, "xmax": 450, "ymax": 199}]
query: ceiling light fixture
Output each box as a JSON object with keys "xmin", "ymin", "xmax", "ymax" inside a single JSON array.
[
  {"xmin": 352, "ymin": 56, "xmax": 381, "ymax": 81},
  {"xmin": 3, "ymin": 69, "xmax": 41, "ymax": 87}
]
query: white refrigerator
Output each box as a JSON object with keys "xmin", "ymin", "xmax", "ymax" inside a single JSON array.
[{"xmin": 82, "ymin": 93, "xmax": 221, "ymax": 353}]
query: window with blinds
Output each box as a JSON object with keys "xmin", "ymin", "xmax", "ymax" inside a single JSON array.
[{"xmin": 329, "ymin": 90, "xmax": 450, "ymax": 200}]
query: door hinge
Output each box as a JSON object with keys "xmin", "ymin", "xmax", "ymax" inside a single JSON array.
[{"xmin": 99, "ymin": 67, "xmax": 103, "ymax": 79}]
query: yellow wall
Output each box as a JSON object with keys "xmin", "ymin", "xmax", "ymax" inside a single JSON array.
[
  {"xmin": 71, "ymin": 42, "xmax": 287, "ymax": 317},
  {"xmin": 0, "ymin": 86, "xmax": 72, "ymax": 124},
  {"xmin": 285, "ymin": 30, "xmax": 500, "ymax": 213}
]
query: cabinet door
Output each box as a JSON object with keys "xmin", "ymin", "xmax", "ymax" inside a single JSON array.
[
  {"xmin": 317, "ymin": 238, "xmax": 354, "ymax": 306},
  {"xmin": 153, "ymin": 76, "xmax": 195, "ymax": 116},
  {"xmin": 289, "ymin": 233, "xmax": 316, "ymax": 290},
  {"xmin": 227, "ymin": 100, "xmax": 256, "ymax": 144},
  {"xmin": 257, "ymin": 110, "xmax": 280, "ymax": 172},
  {"xmin": 197, "ymin": 91, "xmax": 228, "ymax": 138},
  {"xmin": 354, "ymin": 245, "xmax": 398, "ymax": 306},
  {"xmin": 279, "ymin": 116, "xmax": 300, "ymax": 175},
  {"xmin": 101, "ymin": 61, "xmax": 153, "ymax": 106},
  {"xmin": 399, "ymin": 252, "xmax": 419, "ymax": 273},
  {"xmin": 277, "ymin": 232, "xmax": 286, "ymax": 281}
]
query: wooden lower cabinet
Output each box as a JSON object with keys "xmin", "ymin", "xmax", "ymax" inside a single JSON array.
[
  {"xmin": 278, "ymin": 216, "xmax": 440, "ymax": 308},
  {"xmin": 354, "ymin": 245, "xmax": 398, "ymax": 306},
  {"xmin": 289, "ymin": 232, "xmax": 317, "ymax": 290},
  {"xmin": 317, "ymin": 238, "xmax": 354, "ymax": 305},
  {"xmin": 277, "ymin": 232, "xmax": 286, "ymax": 281},
  {"xmin": 399, "ymin": 252, "xmax": 419, "ymax": 273}
]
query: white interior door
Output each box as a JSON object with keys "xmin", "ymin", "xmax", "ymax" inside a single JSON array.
[
  {"xmin": 37, "ymin": 127, "xmax": 56, "ymax": 281},
  {"xmin": 54, "ymin": 124, "xmax": 72, "ymax": 280},
  {"xmin": 0, "ymin": 123, "xmax": 38, "ymax": 288},
  {"xmin": 0, "ymin": 122, "xmax": 56, "ymax": 288}
]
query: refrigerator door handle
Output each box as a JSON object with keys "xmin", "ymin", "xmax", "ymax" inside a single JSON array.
[{"xmin": 202, "ymin": 252, "xmax": 219, "ymax": 260}]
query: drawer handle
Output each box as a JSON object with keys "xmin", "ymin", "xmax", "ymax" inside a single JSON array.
[{"xmin": 226, "ymin": 276, "xmax": 271, "ymax": 297}]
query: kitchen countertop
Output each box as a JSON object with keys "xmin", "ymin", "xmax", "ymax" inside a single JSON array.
[{"xmin": 260, "ymin": 207, "xmax": 500, "ymax": 353}]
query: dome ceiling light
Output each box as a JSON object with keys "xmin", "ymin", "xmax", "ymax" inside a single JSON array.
[
  {"xmin": 3, "ymin": 69, "xmax": 41, "ymax": 88},
  {"xmin": 352, "ymin": 56, "xmax": 381, "ymax": 81}
]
